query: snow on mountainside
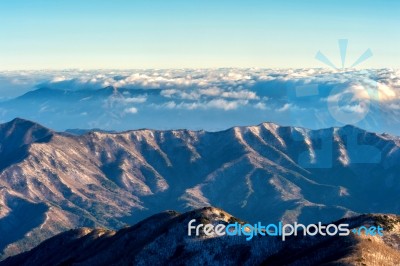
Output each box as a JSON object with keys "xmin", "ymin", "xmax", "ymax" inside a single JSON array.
[
  {"xmin": 0, "ymin": 118, "xmax": 399, "ymax": 259},
  {"xmin": 2, "ymin": 207, "xmax": 400, "ymax": 266}
]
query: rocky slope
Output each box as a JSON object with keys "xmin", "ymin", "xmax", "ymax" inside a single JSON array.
[
  {"xmin": 0, "ymin": 118, "xmax": 399, "ymax": 258},
  {"xmin": 1, "ymin": 207, "xmax": 399, "ymax": 266}
]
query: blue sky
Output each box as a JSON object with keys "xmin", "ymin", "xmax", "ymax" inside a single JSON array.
[{"xmin": 0, "ymin": 0, "xmax": 399, "ymax": 69}]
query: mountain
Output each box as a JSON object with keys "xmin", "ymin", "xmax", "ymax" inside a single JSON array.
[
  {"xmin": 1, "ymin": 207, "xmax": 399, "ymax": 266},
  {"xmin": 0, "ymin": 118, "xmax": 399, "ymax": 258},
  {"xmin": 0, "ymin": 86, "xmax": 163, "ymax": 131}
]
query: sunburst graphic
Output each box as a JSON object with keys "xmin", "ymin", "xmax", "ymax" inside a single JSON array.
[{"xmin": 316, "ymin": 39, "xmax": 373, "ymax": 69}]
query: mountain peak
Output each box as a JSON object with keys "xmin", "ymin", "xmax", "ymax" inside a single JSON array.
[
  {"xmin": 1, "ymin": 118, "xmax": 52, "ymax": 134},
  {"xmin": 0, "ymin": 118, "xmax": 53, "ymax": 153},
  {"xmin": 8, "ymin": 117, "xmax": 40, "ymax": 126}
]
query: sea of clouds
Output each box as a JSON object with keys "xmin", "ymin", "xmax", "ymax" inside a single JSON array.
[{"xmin": 0, "ymin": 68, "xmax": 399, "ymax": 134}]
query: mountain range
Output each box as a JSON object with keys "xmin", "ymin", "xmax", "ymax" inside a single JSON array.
[{"xmin": 0, "ymin": 118, "xmax": 399, "ymax": 259}]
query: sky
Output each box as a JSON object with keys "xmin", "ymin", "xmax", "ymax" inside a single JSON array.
[{"xmin": 0, "ymin": 0, "xmax": 399, "ymax": 70}]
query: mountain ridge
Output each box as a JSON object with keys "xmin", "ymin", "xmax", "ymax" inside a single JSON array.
[
  {"xmin": 0, "ymin": 118, "xmax": 399, "ymax": 259},
  {"xmin": 1, "ymin": 207, "xmax": 399, "ymax": 266}
]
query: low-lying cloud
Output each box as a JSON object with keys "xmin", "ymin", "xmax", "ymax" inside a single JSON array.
[{"xmin": 0, "ymin": 68, "xmax": 399, "ymax": 134}]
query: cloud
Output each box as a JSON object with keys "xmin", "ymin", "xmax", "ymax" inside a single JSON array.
[
  {"xmin": 205, "ymin": 99, "xmax": 247, "ymax": 110},
  {"xmin": 377, "ymin": 82, "xmax": 396, "ymax": 101},
  {"xmin": 160, "ymin": 89, "xmax": 200, "ymax": 100},
  {"xmin": 163, "ymin": 101, "xmax": 177, "ymax": 109},
  {"xmin": 254, "ymin": 102, "xmax": 267, "ymax": 110},
  {"xmin": 198, "ymin": 87, "xmax": 221, "ymax": 96},
  {"xmin": 277, "ymin": 103, "xmax": 292, "ymax": 112},
  {"xmin": 0, "ymin": 68, "xmax": 399, "ymax": 134},
  {"xmin": 121, "ymin": 96, "xmax": 147, "ymax": 104},
  {"xmin": 165, "ymin": 99, "xmax": 248, "ymax": 111},
  {"xmin": 220, "ymin": 90, "xmax": 258, "ymax": 100},
  {"xmin": 124, "ymin": 107, "xmax": 138, "ymax": 114},
  {"xmin": 388, "ymin": 103, "xmax": 400, "ymax": 110}
]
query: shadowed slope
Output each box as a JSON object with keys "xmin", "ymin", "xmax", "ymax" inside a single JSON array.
[{"xmin": 2, "ymin": 207, "xmax": 399, "ymax": 266}]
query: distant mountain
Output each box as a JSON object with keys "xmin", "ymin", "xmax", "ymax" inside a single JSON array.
[
  {"xmin": 64, "ymin": 128, "xmax": 116, "ymax": 135},
  {"xmin": 2, "ymin": 207, "xmax": 399, "ymax": 266},
  {"xmin": 0, "ymin": 118, "xmax": 399, "ymax": 259},
  {"xmin": 0, "ymin": 86, "xmax": 164, "ymax": 131}
]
